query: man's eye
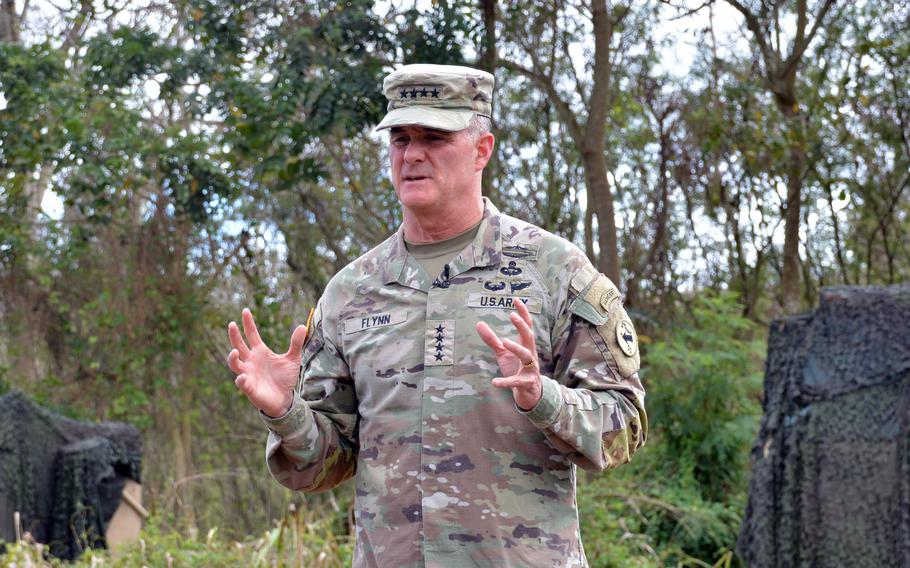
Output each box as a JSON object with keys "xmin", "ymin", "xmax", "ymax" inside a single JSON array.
[{"xmin": 392, "ymin": 137, "xmax": 408, "ymax": 145}]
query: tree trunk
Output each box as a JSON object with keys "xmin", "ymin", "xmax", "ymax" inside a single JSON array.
[
  {"xmin": 584, "ymin": 0, "xmax": 620, "ymax": 284},
  {"xmin": 499, "ymin": 0, "xmax": 622, "ymax": 282},
  {"xmin": 824, "ymin": 179, "xmax": 851, "ymax": 285},
  {"xmin": 583, "ymin": 148, "xmax": 620, "ymax": 284},
  {"xmin": 780, "ymin": 109, "xmax": 806, "ymax": 313},
  {"xmin": 584, "ymin": 189, "xmax": 595, "ymax": 261},
  {"xmin": 725, "ymin": 0, "xmax": 837, "ymax": 313},
  {"xmin": 0, "ymin": 0, "xmax": 20, "ymax": 43},
  {"xmin": 478, "ymin": 0, "xmax": 499, "ymax": 203}
]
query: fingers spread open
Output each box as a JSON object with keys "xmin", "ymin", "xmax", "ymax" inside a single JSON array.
[
  {"xmin": 228, "ymin": 322, "xmax": 251, "ymax": 358},
  {"xmin": 492, "ymin": 376, "xmax": 530, "ymax": 389},
  {"xmin": 476, "ymin": 322, "xmax": 506, "ymax": 355},
  {"xmin": 228, "ymin": 349, "xmax": 245, "ymax": 374},
  {"xmin": 242, "ymin": 308, "xmax": 263, "ymax": 347},
  {"xmin": 286, "ymin": 325, "xmax": 307, "ymax": 360},
  {"xmin": 509, "ymin": 311, "xmax": 535, "ymax": 351},
  {"xmin": 235, "ymin": 373, "xmax": 251, "ymax": 395},
  {"xmin": 514, "ymin": 297, "xmax": 533, "ymax": 327},
  {"xmin": 502, "ymin": 338, "xmax": 533, "ymax": 366}
]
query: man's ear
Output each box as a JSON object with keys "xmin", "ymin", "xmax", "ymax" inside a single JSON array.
[{"xmin": 474, "ymin": 132, "xmax": 495, "ymax": 171}]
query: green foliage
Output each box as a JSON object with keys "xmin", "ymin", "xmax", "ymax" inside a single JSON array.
[
  {"xmin": 82, "ymin": 28, "xmax": 180, "ymax": 90},
  {"xmin": 0, "ymin": 43, "xmax": 75, "ymax": 172},
  {"xmin": 578, "ymin": 294, "xmax": 763, "ymax": 566},
  {"xmin": 3, "ymin": 0, "xmax": 907, "ymax": 565},
  {"xmin": 642, "ymin": 293, "xmax": 764, "ymax": 502},
  {"xmin": 579, "ymin": 470, "xmax": 744, "ymax": 567},
  {"xmin": 398, "ymin": 1, "xmax": 472, "ymax": 65}
]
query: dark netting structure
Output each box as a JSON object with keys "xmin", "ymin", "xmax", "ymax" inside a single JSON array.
[
  {"xmin": 738, "ymin": 285, "xmax": 910, "ymax": 567},
  {"xmin": 0, "ymin": 390, "xmax": 141, "ymax": 559}
]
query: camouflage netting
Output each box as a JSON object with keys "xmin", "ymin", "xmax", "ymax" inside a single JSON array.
[
  {"xmin": 738, "ymin": 285, "xmax": 910, "ymax": 567},
  {"xmin": 0, "ymin": 390, "xmax": 141, "ymax": 559}
]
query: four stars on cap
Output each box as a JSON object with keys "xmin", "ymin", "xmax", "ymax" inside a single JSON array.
[
  {"xmin": 376, "ymin": 65, "xmax": 494, "ymax": 132},
  {"xmin": 399, "ymin": 87, "xmax": 440, "ymax": 99}
]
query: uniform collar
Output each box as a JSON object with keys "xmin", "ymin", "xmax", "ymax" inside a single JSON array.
[{"xmin": 381, "ymin": 197, "xmax": 503, "ymax": 289}]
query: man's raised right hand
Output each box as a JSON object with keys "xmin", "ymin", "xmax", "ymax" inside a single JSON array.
[{"xmin": 228, "ymin": 308, "xmax": 308, "ymax": 418}]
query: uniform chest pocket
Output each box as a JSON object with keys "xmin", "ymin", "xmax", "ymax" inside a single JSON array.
[
  {"xmin": 340, "ymin": 310, "xmax": 418, "ymax": 379},
  {"xmin": 342, "ymin": 310, "xmax": 408, "ymax": 336}
]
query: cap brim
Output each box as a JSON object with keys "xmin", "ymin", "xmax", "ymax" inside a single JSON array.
[{"xmin": 374, "ymin": 107, "xmax": 474, "ymax": 132}]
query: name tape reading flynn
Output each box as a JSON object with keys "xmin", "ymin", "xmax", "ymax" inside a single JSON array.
[{"xmin": 344, "ymin": 311, "xmax": 408, "ymax": 335}]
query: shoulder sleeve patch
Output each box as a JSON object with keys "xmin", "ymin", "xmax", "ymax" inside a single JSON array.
[
  {"xmin": 300, "ymin": 325, "xmax": 324, "ymax": 372},
  {"xmin": 299, "ymin": 305, "xmax": 326, "ymax": 380},
  {"xmin": 583, "ymin": 274, "xmax": 622, "ymax": 317},
  {"xmin": 597, "ymin": 308, "xmax": 640, "ymax": 379},
  {"xmin": 568, "ymin": 270, "xmax": 623, "ymax": 326},
  {"xmin": 569, "ymin": 263, "xmax": 598, "ymax": 295}
]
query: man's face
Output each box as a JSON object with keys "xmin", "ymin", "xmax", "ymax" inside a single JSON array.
[{"xmin": 388, "ymin": 125, "xmax": 491, "ymax": 213}]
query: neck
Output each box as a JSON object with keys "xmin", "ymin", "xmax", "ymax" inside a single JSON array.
[{"xmin": 401, "ymin": 196, "xmax": 484, "ymax": 243}]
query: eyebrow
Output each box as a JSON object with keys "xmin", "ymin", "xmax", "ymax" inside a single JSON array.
[{"xmin": 389, "ymin": 127, "xmax": 453, "ymax": 137}]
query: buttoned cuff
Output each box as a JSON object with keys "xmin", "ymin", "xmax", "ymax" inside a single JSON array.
[
  {"xmin": 259, "ymin": 394, "xmax": 313, "ymax": 437},
  {"xmin": 518, "ymin": 375, "xmax": 562, "ymax": 428}
]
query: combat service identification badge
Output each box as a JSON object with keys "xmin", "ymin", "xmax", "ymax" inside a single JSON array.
[
  {"xmin": 616, "ymin": 317, "xmax": 638, "ymax": 356},
  {"xmin": 597, "ymin": 310, "xmax": 640, "ymax": 379}
]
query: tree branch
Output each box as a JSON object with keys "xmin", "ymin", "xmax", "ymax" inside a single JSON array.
[
  {"xmin": 781, "ymin": 0, "xmax": 836, "ymax": 82},
  {"xmin": 658, "ymin": 0, "xmax": 716, "ymax": 21},
  {"xmin": 500, "ymin": 59, "xmax": 586, "ymax": 147},
  {"xmin": 725, "ymin": 0, "xmax": 777, "ymax": 74}
]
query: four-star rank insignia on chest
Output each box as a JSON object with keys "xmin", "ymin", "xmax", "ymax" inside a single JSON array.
[{"xmin": 425, "ymin": 319, "xmax": 455, "ymax": 366}]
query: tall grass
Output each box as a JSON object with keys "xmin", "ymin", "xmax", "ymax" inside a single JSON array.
[{"xmin": 1, "ymin": 505, "xmax": 352, "ymax": 568}]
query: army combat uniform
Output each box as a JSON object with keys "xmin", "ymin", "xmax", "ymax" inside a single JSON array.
[{"xmin": 262, "ymin": 199, "xmax": 648, "ymax": 567}]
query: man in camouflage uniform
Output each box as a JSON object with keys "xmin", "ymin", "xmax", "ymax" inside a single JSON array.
[{"xmin": 227, "ymin": 64, "xmax": 647, "ymax": 567}]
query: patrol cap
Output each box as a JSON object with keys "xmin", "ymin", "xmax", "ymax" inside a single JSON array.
[{"xmin": 374, "ymin": 63, "xmax": 494, "ymax": 132}]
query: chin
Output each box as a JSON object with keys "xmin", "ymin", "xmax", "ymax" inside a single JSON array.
[{"xmin": 397, "ymin": 187, "xmax": 439, "ymax": 210}]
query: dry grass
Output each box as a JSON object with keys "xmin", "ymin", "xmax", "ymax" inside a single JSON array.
[{"xmin": 1, "ymin": 505, "xmax": 352, "ymax": 568}]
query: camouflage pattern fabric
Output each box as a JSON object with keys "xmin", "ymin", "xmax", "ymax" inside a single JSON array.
[
  {"xmin": 738, "ymin": 285, "xmax": 910, "ymax": 567},
  {"xmin": 375, "ymin": 64, "xmax": 494, "ymax": 132},
  {"xmin": 262, "ymin": 199, "xmax": 647, "ymax": 567},
  {"xmin": 0, "ymin": 390, "xmax": 141, "ymax": 560}
]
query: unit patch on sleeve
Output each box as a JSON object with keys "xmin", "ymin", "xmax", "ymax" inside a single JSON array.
[
  {"xmin": 616, "ymin": 317, "xmax": 638, "ymax": 357},
  {"xmin": 596, "ymin": 309, "xmax": 640, "ymax": 379}
]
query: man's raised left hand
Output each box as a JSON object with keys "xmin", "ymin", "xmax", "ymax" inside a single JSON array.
[{"xmin": 475, "ymin": 298, "xmax": 542, "ymax": 411}]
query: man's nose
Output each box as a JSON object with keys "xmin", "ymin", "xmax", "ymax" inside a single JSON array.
[{"xmin": 403, "ymin": 139, "xmax": 426, "ymax": 163}]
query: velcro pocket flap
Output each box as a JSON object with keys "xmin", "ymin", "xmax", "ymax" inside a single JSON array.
[{"xmin": 569, "ymin": 273, "xmax": 622, "ymax": 326}]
